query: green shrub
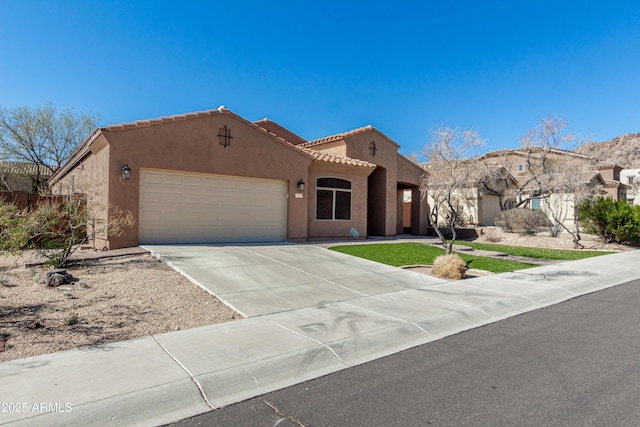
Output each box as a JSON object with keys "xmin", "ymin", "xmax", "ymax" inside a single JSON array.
[
  {"xmin": 580, "ymin": 197, "xmax": 640, "ymax": 245},
  {"xmin": 0, "ymin": 202, "xmax": 30, "ymax": 253}
]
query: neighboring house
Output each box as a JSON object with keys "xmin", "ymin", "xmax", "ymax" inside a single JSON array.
[
  {"xmin": 620, "ymin": 168, "xmax": 640, "ymax": 205},
  {"xmin": 0, "ymin": 161, "xmax": 52, "ymax": 193},
  {"xmin": 463, "ymin": 148, "xmax": 623, "ymax": 227},
  {"xmin": 48, "ymin": 107, "xmax": 429, "ymax": 249},
  {"xmin": 419, "ymin": 160, "xmax": 522, "ymax": 227}
]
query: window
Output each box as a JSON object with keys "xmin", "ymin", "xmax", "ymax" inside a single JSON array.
[
  {"xmin": 531, "ymin": 198, "xmax": 541, "ymax": 210},
  {"xmin": 518, "ymin": 164, "xmax": 523, "ymax": 172},
  {"xmin": 629, "ymin": 176, "xmax": 634, "ymax": 185},
  {"xmin": 316, "ymin": 178, "xmax": 351, "ymax": 220}
]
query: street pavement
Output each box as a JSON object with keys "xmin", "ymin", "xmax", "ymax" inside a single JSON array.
[
  {"xmin": 175, "ymin": 277, "xmax": 640, "ymax": 426},
  {"xmin": 0, "ymin": 245, "xmax": 639, "ymax": 426}
]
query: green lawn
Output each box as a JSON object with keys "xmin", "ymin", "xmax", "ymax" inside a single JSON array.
[
  {"xmin": 329, "ymin": 243, "xmax": 537, "ymax": 274},
  {"xmin": 451, "ymin": 241, "xmax": 615, "ymax": 260}
]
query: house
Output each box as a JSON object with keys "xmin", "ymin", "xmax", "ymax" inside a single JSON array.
[
  {"xmin": 0, "ymin": 162, "xmax": 55, "ymax": 209},
  {"xmin": 419, "ymin": 159, "xmax": 522, "ymax": 227},
  {"xmin": 0, "ymin": 161, "xmax": 52, "ymax": 193},
  {"xmin": 474, "ymin": 148, "xmax": 628, "ymax": 227},
  {"xmin": 620, "ymin": 168, "xmax": 640, "ymax": 206},
  {"xmin": 48, "ymin": 107, "xmax": 429, "ymax": 249}
]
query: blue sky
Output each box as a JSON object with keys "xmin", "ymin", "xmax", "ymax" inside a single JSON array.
[{"xmin": 1, "ymin": 1, "xmax": 639, "ymax": 157}]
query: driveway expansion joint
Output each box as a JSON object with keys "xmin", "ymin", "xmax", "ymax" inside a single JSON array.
[{"xmin": 151, "ymin": 335, "xmax": 216, "ymax": 410}]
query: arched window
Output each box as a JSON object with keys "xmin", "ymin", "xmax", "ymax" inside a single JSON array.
[{"xmin": 316, "ymin": 178, "xmax": 351, "ymax": 220}]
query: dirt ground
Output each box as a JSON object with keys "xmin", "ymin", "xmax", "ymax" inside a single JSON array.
[
  {"xmin": 0, "ymin": 230, "xmax": 632, "ymax": 363},
  {"xmin": 0, "ymin": 254, "xmax": 238, "ymax": 363}
]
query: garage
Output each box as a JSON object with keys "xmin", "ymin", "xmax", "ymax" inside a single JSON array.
[{"xmin": 139, "ymin": 169, "xmax": 287, "ymax": 244}]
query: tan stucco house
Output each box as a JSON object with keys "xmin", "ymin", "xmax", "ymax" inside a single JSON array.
[{"xmin": 49, "ymin": 107, "xmax": 428, "ymax": 249}]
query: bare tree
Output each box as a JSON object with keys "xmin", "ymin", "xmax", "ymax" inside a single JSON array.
[
  {"xmin": 473, "ymin": 161, "xmax": 519, "ymax": 211},
  {"xmin": 514, "ymin": 116, "xmax": 600, "ymax": 247},
  {"xmin": 420, "ymin": 126, "xmax": 485, "ymax": 254},
  {"xmin": 0, "ymin": 103, "xmax": 100, "ymax": 191}
]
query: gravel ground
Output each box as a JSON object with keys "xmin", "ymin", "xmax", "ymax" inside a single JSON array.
[{"xmin": 0, "ymin": 254, "xmax": 238, "ymax": 363}]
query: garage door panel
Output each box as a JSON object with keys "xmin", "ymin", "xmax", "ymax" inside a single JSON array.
[{"xmin": 139, "ymin": 169, "xmax": 287, "ymax": 244}]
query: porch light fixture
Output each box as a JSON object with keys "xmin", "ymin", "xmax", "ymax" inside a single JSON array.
[
  {"xmin": 218, "ymin": 125, "xmax": 233, "ymax": 148},
  {"xmin": 369, "ymin": 141, "xmax": 377, "ymax": 156},
  {"xmin": 297, "ymin": 179, "xmax": 305, "ymax": 192},
  {"xmin": 121, "ymin": 164, "xmax": 131, "ymax": 179}
]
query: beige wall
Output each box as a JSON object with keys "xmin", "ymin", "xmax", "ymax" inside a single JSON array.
[
  {"xmin": 55, "ymin": 114, "xmax": 315, "ymax": 248},
  {"xmin": 480, "ymin": 194, "xmax": 502, "ymax": 225},
  {"xmin": 307, "ymin": 162, "xmax": 372, "ymax": 240},
  {"xmin": 53, "ymin": 136, "xmax": 111, "ymax": 248},
  {"xmin": 309, "ymin": 141, "xmax": 347, "ymax": 157},
  {"xmin": 343, "ymin": 132, "xmax": 399, "ymax": 236}
]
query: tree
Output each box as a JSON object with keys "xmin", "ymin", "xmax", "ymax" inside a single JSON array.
[
  {"xmin": 0, "ymin": 103, "xmax": 100, "ymax": 192},
  {"xmin": 0, "ymin": 195, "xmax": 134, "ymax": 268},
  {"xmin": 475, "ymin": 116, "xmax": 599, "ymax": 248},
  {"xmin": 473, "ymin": 161, "xmax": 519, "ymax": 211},
  {"xmin": 420, "ymin": 126, "xmax": 485, "ymax": 254},
  {"xmin": 515, "ymin": 116, "xmax": 601, "ymax": 248},
  {"xmin": 580, "ymin": 196, "xmax": 640, "ymax": 245}
]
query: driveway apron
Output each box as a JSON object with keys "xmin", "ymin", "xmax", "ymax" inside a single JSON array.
[{"xmin": 143, "ymin": 243, "xmax": 447, "ymax": 317}]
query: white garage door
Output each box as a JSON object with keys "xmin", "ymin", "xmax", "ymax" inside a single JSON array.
[{"xmin": 139, "ymin": 169, "xmax": 287, "ymax": 244}]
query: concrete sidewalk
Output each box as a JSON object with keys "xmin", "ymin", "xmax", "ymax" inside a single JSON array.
[{"xmin": 1, "ymin": 249, "xmax": 639, "ymax": 426}]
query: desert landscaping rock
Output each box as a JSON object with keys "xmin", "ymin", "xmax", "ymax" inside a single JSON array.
[{"xmin": 0, "ymin": 254, "xmax": 238, "ymax": 362}]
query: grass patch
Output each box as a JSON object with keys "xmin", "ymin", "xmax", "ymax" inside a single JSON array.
[
  {"xmin": 451, "ymin": 241, "xmax": 615, "ymax": 260},
  {"xmin": 330, "ymin": 243, "xmax": 536, "ymax": 274}
]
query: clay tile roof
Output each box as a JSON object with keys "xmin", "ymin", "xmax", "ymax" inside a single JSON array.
[
  {"xmin": 301, "ymin": 125, "xmax": 376, "ymax": 148},
  {"xmin": 106, "ymin": 107, "xmax": 230, "ymax": 132},
  {"xmin": 299, "ymin": 147, "xmax": 376, "ymax": 168},
  {"xmin": 254, "ymin": 118, "xmax": 307, "ymax": 146},
  {"xmin": 0, "ymin": 161, "xmax": 53, "ymax": 176}
]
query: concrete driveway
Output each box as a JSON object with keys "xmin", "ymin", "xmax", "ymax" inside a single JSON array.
[{"xmin": 143, "ymin": 243, "xmax": 447, "ymax": 317}]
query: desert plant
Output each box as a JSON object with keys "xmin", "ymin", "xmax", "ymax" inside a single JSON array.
[
  {"xmin": 495, "ymin": 208, "xmax": 549, "ymax": 234},
  {"xmin": 0, "ymin": 194, "xmax": 134, "ymax": 268},
  {"xmin": 432, "ymin": 253, "xmax": 467, "ymax": 280},
  {"xmin": 580, "ymin": 197, "xmax": 640, "ymax": 245},
  {"xmin": 66, "ymin": 305, "xmax": 79, "ymax": 325},
  {"xmin": 482, "ymin": 227, "xmax": 503, "ymax": 242},
  {"xmin": 420, "ymin": 126, "xmax": 486, "ymax": 254},
  {"xmin": 0, "ymin": 202, "xmax": 30, "ymax": 253}
]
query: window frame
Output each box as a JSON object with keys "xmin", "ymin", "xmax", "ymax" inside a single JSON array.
[
  {"xmin": 315, "ymin": 177, "xmax": 352, "ymax": 221},
  {"xmin": 531, "ymin": 198, "xmax": 541, "ymax": 210}
]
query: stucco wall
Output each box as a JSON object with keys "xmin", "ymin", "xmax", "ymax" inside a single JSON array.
[
  {"xmin": 343, "ymin": 132, "xmax": 399, "ymax": 236},
  {"xmin": 53, "ymin": 136, "xmax": 111, "ymax": 248},
  {"xmin": 307, "ymin": 162, "xmax": 372, "ymax": 239},
  {"xmin": 480, "ymin": 194, "xmax": 502, "ymax": 225},
  {"xmin": 55, "ymin": 113, "xmax": 314, "ymax": 248}
]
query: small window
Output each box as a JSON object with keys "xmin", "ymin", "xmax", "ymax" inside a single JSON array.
[
  {"xmin": 316, "ymin": 178, "xmax": 352, "ymax": 220},
  {"xmin": 629, "ymin": 176, "xmax": 634, "ymax": 185},
  {"xmin": 531, "ymin": 198, "xmax": 541, "ymax": 210},
  {"xmin": 518, "ymin": 164, "xmax": 523, "ymax": 172}
]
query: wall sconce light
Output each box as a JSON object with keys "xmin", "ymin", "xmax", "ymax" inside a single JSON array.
[
  {"xmin": 121, "ymin": 164, "xmax": 131, "ymax": 179},
  {"xmin": 297, "ymin": 179, "xmax": 305, "ymax": 192}
]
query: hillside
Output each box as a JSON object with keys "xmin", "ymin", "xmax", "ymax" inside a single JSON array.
[{"xmin": 574, "ymin": 133, "xmax": 640, "ymax": 168}]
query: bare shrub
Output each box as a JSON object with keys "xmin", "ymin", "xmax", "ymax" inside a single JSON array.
[
  {"xmin": 495, "ymin": 209, "xmax": 548, "ymax": 234},
  {"xmin": 482, "ymin": 227, "xmax": 503, "ymax": 242},
  {"xmin": 432, "ymin": 254, "xmax": 467, "ymax": 280}
]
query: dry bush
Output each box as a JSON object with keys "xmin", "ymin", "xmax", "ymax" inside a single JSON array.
[
  {"xmin": 495, "ymin": 208, "xmax": 549, "ymax": 234},
  {"xmin": 482, "ymin": 227, "xmax": 503, "ymax": 242},
  {"xmin": 432, "ymin": 254, "xmax": 467, "ymax": 280}
]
